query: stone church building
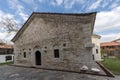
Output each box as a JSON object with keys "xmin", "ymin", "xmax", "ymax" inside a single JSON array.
[{"xmin": 12, "ymin": 12, "xmax": 98, "ymax": 72}]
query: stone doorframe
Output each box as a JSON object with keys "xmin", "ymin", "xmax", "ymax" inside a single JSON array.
[
  {"xmin": 32, "ymin": 48, "xmax": 43, "ymax": 67},
  {"xmin": 35, "ymin": 51, "xmax": 41, "ymax": 65}
]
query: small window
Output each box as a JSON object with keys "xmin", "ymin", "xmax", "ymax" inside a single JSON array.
[
  {"xmin": 54, "ymin": 49, "xmax": 60, "ymax": 58},
  {"xmin": 6, "ymin": 56, "xmax": 12, "ymax": 61},
  {"xmin": 24, "ymin": 52, "xmax": 26, "ymax": 58},
  {"xmin": 96, "ymin": 49, "xmax": 98, "ymax": 54},
  {"xmin": 63, "ymin": 43, "xmax": 66, "ymax": 47},
  {"xmin": 45, "ymin": 46, "xmax": 47, "ymax": 49}
]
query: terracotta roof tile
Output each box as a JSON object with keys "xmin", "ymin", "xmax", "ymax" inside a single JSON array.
[
  {"xmin": 0, "ymin": 45, "xmax": 13, "ymax": 49},
  {"xmin": 100, "ymin": 42, "xmax": 120, "ymax": 47}
]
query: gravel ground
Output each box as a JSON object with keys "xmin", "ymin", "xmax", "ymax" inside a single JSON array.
[{"xmin": 0, "ymin": 65, "xmax": 119, "ymax": 80}]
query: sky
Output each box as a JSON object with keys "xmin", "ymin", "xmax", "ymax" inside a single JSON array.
[{"xmin": 0, "ymin": 0, "xmax": 120, "ymax": 43}]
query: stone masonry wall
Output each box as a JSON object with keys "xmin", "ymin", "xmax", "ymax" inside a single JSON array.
[{"xmin": 14, "ymin": 13, "xmax": 96, "ymax": 72}]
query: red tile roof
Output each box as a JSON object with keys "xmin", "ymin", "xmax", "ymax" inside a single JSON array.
[
  {"xmin": 100, "ymin": 42, "xmax": 120, "ymax": 47},
  {"xmin": 0, "ymin": 45, "xmax": 13, "ymax": 49}
]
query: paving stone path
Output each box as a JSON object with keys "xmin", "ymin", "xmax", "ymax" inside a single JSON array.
[{"xmin": 0, "ymin": 65, "xmax": 119, "ymax": 80}]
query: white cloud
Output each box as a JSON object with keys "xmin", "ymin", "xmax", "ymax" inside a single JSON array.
[
  {"xmin": 0, "ymin": 32, "xmax": 8, "ymax": 39},
  {"xmin": 19, "ymin": 12, "xmax": 28, "ymax": 21},
  {"xmin": 109, "ymin": 3, "xmax": 119, "ymax": 9},
  {"xmin": 63, "ymin": 0, "xmax": 85, "ymax": 9},
  {"xmin": 8, "ymin": 0, "xmax": 29, "ymax": 21},
  {"xmin": 15, "ymin": 4, "xmax": 28, "ymax": 21},
  {"xmin": 89, "ymin": 0, "xmax": 102, "ymax": 10},
  {"xmin": 94, "ymin": 6, "xmax": 120, "ymax": 42},
  {"xmin": 7, "ymin": 0, "xmax": 18, "ymax": 9},
  {"xmin": 50, "ymin": 0, "xmax": 64, "ymax": 7},
  {"xmin": 0, "ymin": 31, "xmax": 15, "ymax": 43},
  {"xmin": 94, "ymin": 6, "xmax": 120, "ymax": 32},
  {"xmin": 0, "ymin": 10, "xmax": 14, "ymax": 20},
  {"xmin": 50, "ymin": 1, "xmax": 56, "ymax": 6},
  {"xmin": 100, "ymin": 33, "xmax": 120, "ymax": 42},
  {"xmin": 101, "ymin": 0, "xmax": 109, "ymax": 8},
  {"xmin": 64, "ymin": 0, "xmax": 75, "ymax": 9},
  {"xmin": 0, "ymin": 10, "xmax": 17, "ymax": 43},
  {"xmin": 56, "ymin": 0, "xmax": 63, "ymax": 6},
  {"xmin": 0, "ymin": 10, "xmax": 16, "ymax": 32},
  {"xmin": 21, "ymin": 0, "xmax": 41, "ymax": 12},
  {"xmin": 50, "ymin": 0, "xmax": 84, "ymax": 9},
  {"xmin": 50, "ymin": 0, "xmax": 113, "ymax": 10},
  {"xmin": 0, "ymin": 32, "xmax": 12, "ymax": 40}
]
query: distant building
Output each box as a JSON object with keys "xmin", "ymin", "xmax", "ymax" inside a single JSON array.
[
  {"xmin": 92, "ymin": 34, "xmax": 101, "ymax": 61},
  {"xmin": 100, "ymin": 39, "xmax": 120, "ymax": 57},
  {"xmin": 0, "ymin": 44, "xmax": 14, "ymax": 63}
]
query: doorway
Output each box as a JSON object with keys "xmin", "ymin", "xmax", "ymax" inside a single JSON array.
[{"xmin": 35, "ymin": 51, "xmax": 41, "ymax": 65}]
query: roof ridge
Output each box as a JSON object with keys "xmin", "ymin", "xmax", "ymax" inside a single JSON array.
[{"xmin": 32, "ymin": 12, "xmax": 97, "ymax": 15}]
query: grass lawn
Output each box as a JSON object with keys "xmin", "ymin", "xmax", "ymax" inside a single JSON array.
[
  {"xmin": 101, "ymin": 58, "xmax": 120, "ymax": 75},
  {"xmin": 0, "ymin": 61, "xmax": 13, "ymax": 66}
]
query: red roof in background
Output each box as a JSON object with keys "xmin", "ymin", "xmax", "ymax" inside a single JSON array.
[
  {"xmin": 100, "ymin": 41, "xmax": 120, "ymax": 47},
  {"xmin": 0, "ymin": 45, "xmax": 13, "ymax": 49}
]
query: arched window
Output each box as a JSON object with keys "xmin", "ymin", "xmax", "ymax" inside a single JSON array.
[{"xmin": 54, "ymin": 49, "xmax": 60, "ymax": 58}]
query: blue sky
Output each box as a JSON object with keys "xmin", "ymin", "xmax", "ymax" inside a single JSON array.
[{"xmin": 0, "ymin": 0, "xmax": 120, "ymax": 43}]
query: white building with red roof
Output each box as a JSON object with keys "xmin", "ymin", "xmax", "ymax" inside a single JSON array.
[
  {"xmin": 101, "ymin": 38, "xmax": 120, "ymax": 57},
  {"xmin": 0, "ymin": 43, "xmax": 14, "ymax": 63}
]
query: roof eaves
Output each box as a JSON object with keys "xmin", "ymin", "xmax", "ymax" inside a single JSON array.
[{"xmin": 32, "ymin": 12, "xmax": 97, "ymax": 16}]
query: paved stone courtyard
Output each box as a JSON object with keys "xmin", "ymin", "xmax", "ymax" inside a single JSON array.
[{"xmin": 0, "ymin": 65, "xmax": 119, "ymax": 80}]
